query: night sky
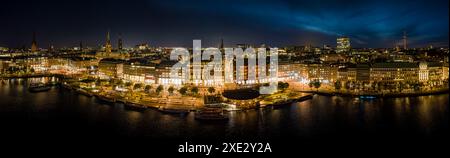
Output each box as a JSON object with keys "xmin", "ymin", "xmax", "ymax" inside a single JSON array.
[{"xmin": 0, "ymin": 0, "xmax": 448, "ymax": 48}]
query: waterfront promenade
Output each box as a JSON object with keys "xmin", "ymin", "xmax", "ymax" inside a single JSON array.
[{"xmin": 2, "ymin": 73, "xmax": 449, "ymax": 113}]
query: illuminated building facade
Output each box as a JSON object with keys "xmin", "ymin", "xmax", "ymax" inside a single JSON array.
[
  {"xmin": 443, "ymin": 63, "xmax": 449, "ymax": 80},
  {"xmin": 121, "ymin": 62, "xmax": 156, "ymax": 84},
  {"xmin": 306, "ymin": 63, "xmax": 338, "ymax": 83},
  {"xmin": 370, "ymin": 62, "xmax": 418, "ymax": 82},
  {"xmin": 155, "ymin": 60, "xmax": 182, "ymax": 85},
  {"xmin": 337, "ymin": 62, "xmax": 447, "ymax": 83},
  {"xmin": 98, "ymin": 58, "xmax": 124, "ymax": 79}
]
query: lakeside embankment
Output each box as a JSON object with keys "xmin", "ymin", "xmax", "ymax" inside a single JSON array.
[
  {"xmin": 1, "ymin": 73, "xmax": 69, "ymax": 79},
  {"xmin": 62, "ymin": 83, "xmax": 168, "ymax": 111},
  {"xmin": 298, "ymin": 88, "xmax": 449, "ymax": 98},
  {"xmin": 5, "ymin": 74, "xmax": 447, "ymax": 113},
  {"xmin": 63, "ymin": 82, "xmax": 314, "ymax": 113}
]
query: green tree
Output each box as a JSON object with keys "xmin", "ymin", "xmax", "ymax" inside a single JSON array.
[
  {"xmin": 125, "ymin": 82, "xmax": 133, "ymax": 87},
  {"xmin": 168, "ymin": 86, "xmax": 175, "ymax": 94},
  {"xmin": 133, "ymin": 83, "xmax": 142, "ymax": 90},
  {"xmin": 144, "ymin": 85, "xmax": 152, "ymax": 93},
  {"xmin": 413, "ymin": 83, "xmax": 421, "ymax": 92},
  {"xmin": 308, "ymin": 81, "xmax": 314, "ymax": 89},
  {"xmin": 334, "ymin": 80, "xmax": 342, "ymax": 91},
  {"xmin": 277, "ymin": 82, "xmax": 289, "ymax": 91},
  {"xmin": 179, "ymin": 87, "xmax": 188, "ymax": 95},
  {"xmin": 207, "ymin": 87, "xmax": 215, "ymax": 94},
  {"xmin": 191, "ymin": 86, "xmax": 199, "ymax": 95},
  {"xmin": 344, "ymin": 81, "xmax": 350, "ymax": 90},
  {"xmin": 371, "ymin": 82, "xmax": 377, "ymax": 91},
  {"xmin": 313, "ymin": 80, "xmax": 321, "ymax": 90},
  {"xmin": 156, "ymin": 85, "xmax": 164, "ymax": 94}
]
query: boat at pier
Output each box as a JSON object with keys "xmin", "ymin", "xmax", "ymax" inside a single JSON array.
[
  {"xmin": 96, "ymin": 94, "xmax": 116, "ymax": 104},
  {"xmin": 124, "ymin": 101, "xmax": 147, "ymax": 111},
  {"xmin": 269, "ymin": 99, "xmax": 295, "ymax": 108},
  {"xmin": 295, "ymin": 94, "xmax": 314, "ymax": 101},
  {"xmin": 194, "ymin": 106, "xmax": 229, "ymax": 122},
  {"xmin": 76, "ymin": 88, "xmax": 93, "ymax": 97},
  {"xmin": 28, "ymin": 83, "xmax": 51, "ymax": 92},
  {"xmin": 158, "ymin": 106, "xmax": 190, "ymax": 115},
  {"xmin": 269, "ymin": 94, "xmax": 313, "ymax": 109},
  {"xmin": 359, "ymin": 95, "xmax": 377, "ymax": 99}
]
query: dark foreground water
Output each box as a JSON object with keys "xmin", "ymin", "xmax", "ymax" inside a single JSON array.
[{"xmin": 1, "ymin": 78, "xmax": 449, "ymax": 156}]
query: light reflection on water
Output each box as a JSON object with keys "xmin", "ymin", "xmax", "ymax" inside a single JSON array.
[{"xmin": 0, "ymin": 78, "xmax": 448, "ymax": 141}]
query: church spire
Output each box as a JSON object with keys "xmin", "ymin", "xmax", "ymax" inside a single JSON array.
[
  {"xmin": 105, "ymin": 30, "xmax": 112, "ymax": 54},
  {"xmin": 118, "ymin": 33, "xmax": 123, "ymax": 51},
  {"xmin": 31, "ymin": 32, "xmax": 38, "ymax": 52},
  {"xmin": 107, "ymin": 30, "xmax": 111, "ymax": 44}
]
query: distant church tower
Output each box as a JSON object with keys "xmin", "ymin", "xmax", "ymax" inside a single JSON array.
[
  {"xmin": 105, "ymin": 30, "xmax": 112, "ymax": 54},
  {"xmin": 31, "ymin": 32, "xmax": 38, "ymax": 52},
  {"xmin": 403, "ymin": 31, "xmax": 407, "ymax": 50},
  {"xmin": 118, "ymin": 33, "xmax": 123, "ymax": 51}
]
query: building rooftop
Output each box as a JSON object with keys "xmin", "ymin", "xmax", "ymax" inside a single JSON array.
[
  {"xmin": 99, "ymin": 58, "xmax": 126, "ymax": 64},
  {"xmin": 222, "ymin": 89, "xmax": 260, "ymax": 100},
  {"xmin": 156, "ymin": 60, "xmax": 178, "ymax": 68},
  {"xmin": 427, "ymin": 62, "xmax": 443, "ymax": 67},
  {"xmin": 372, "ymin": 62, "xmax": 418, "ymax": 68}
]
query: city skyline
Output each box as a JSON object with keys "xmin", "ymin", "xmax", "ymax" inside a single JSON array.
[
  {"xmin": 0, "ymin": 1, "xmax": 448, "ymax": 156},
  {"xmin": 0, "ymin": 0, "xmax": 448, "ymax": 48}
]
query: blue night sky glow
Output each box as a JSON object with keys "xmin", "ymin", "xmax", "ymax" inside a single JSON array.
[{"xmin": 0, "ymin": 0, "xmax": 448, "ymax": 48}]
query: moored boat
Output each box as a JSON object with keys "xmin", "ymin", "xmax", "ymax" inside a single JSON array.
[
  {"xmin": 194, "ymin": 106, "xmax": 229, "ymax": 122},
  {"xmin": 269, "ymin": 99, "xmax": 295, "ymax": 109},
  {"xmin": 124, "ymin": 101, "xmax": 147, "ymax": 111},
  {"xmin": 96, "ymin": 94, "xmax": 116, "ymax": 104},
  {"xmin": 295, "ymin": 94, "xmax": 314, "ymax": 101},
  {"xmin": 359, "ymin": 95, "xmax": 376, "ymax": 99},
  {"xmin": 269, "ymin": 94, "xmax": 314, "ymax": 109},
  {"xmin": 76, "ymin": 88, "xmax": 93, "ymax": 97},
  {"xmin": 28, "ymin": 83, "xmax": 51, "ymax": 92},
  {"xmin": 159, "ymin": 107, "xmax": 190, "ymax": 115}
]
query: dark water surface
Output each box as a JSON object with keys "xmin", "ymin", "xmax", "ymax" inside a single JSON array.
[{"xmin": 1, "ymin": 78, "xmax": 448, "ymax": 156}]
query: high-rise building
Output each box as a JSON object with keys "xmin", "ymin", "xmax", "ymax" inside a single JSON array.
[
  {"xmin": 31, "ymin": 32, "xmax": 38, "ymax": 52},
  {"xmin": 336, "ymin": 37, "xmax": 350, "ymax": 53}
]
